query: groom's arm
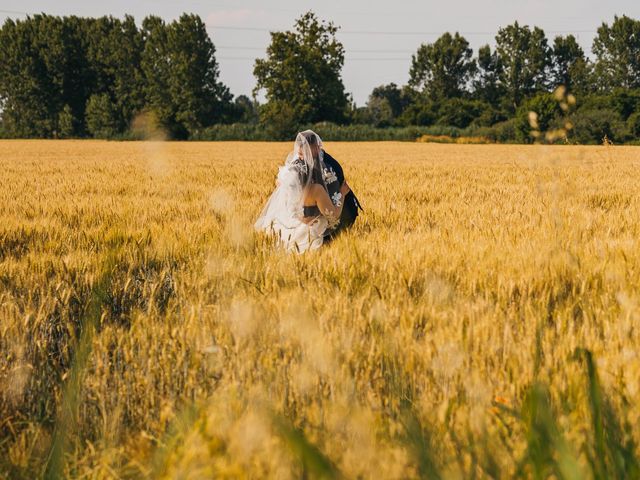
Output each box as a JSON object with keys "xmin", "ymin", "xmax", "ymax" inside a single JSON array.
[{"xmin": 322, "ymin": 150, "xmax": 345, "ymax": 185}]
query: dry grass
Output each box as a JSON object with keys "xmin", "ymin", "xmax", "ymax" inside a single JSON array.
[{"xmin": 1, "ymin": 140, "xmax": 640, "ymax": 478}]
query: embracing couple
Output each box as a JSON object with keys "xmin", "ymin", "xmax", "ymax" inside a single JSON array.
[{"xmin": 255, "ymin": 130, "xmax": 362, "ymax": 253}]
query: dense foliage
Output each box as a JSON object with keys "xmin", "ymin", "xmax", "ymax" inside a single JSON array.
[
  {"xmin": 1, "ymin": 12, "xmax": 640, "ymax": 143},
  {"xmin": 0, "ymin": 13, "xmax": 237, "ymax": 139},
  {"xmin": 253, "ymin": 12, "xmax": 349, "ymax": 139}
]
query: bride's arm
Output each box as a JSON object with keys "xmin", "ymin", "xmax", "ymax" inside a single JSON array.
[{"xmin": 312, "ymin": 183, "xmax": 350, "ymax": 219}]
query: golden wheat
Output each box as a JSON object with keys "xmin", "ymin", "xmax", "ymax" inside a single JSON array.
[{"xmin": 1, "ymin": 140, "xmax": 639, "ymax": 478}]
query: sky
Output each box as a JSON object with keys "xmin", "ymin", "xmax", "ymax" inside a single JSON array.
[{"xmin": 2, "ymin": 1, "xmax": 640, "ymax": 105}]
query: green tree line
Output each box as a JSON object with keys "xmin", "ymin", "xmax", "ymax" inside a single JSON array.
[
  {"xmin": 0, "ymin": 13, "xmax": 245, "ymax": 139},
  {"xmin": 1, "ymin": 11, "xmax": 640, "ymax": 143}
]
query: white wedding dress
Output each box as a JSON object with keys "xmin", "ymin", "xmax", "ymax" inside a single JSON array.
[
  {"xmin": 254, "ymin": 131, "xmax": 332, "ymax": 253},
  {"xmin": 255, "ymin": 162, "xmax": 329, "ymax": 253}
]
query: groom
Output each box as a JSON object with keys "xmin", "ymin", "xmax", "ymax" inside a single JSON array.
[{"xmin": 301, "ymin": 131, "xmax": 363, "ymax": 242}]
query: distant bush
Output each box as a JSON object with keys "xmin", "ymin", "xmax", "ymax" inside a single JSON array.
[
  {"xmin": 471, "ymin": 119, "xmax": 518, "ymax": 144},
  {"xmin": 33, "ymin": 89, "xmax": 640, "ymax": 144},
  {"xmin": 515, "ymin": 93, "xmax": 564, "ymax": 143},
  {"xmin": 192, "ymin": 122, "xmax": 470, "ymax": 142},
  {"xmin": 307, "ymin": 123, "xmax": 460, "ymax": 141},
  {"xmin": 417, "ymin": 134, "xmax": 493, "ymax": 144},
  {"xmin": 436, "ymin": 98, "xmax": 494, "ymax": 129},
  {"xmin": 570, "ymin": 108, "xmax": 627, "ymax": 144},
  {"xmin": 354, "ymin": 96, "xmax": 395, "ymax": 128},
  {"xmin": 627, "ymin": 111, "xmax": 640, "ymax": 140},
  {"xmin": 191, "ymin": 123, "xmax": 267, "ymax": 141},
  {"xmin": 580, "ymin": 90, "xmax": 640, "ymax": 121},
  {"xmin": 396, "ymin": 101, "xmax": 438, "ymax": 127}
]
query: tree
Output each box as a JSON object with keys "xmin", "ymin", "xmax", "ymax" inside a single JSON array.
[
  {"xmin": 362, "ymin": 96, "xmax": 394, "ymax": 127},
  {"xmin": 58, "ymin": 104, "xmax": 75, "ymax": 138},
  {"xmin": 230, "ymin": 95, "xmax": 259, "ymax": 124},
  {"xmin": 253, "ymin": 11, "xmax": 349, "ymax": 139},
  {"xmin": 0, "ymin": 17, "xmax": 49, "ymax": 136},
  {"xmin": 495, "ymin": 22, "xmax": 551, "ymax": 111},
  {"xmin": 396, "ymin": 99, "xmax": 438, "ymax": 127},
  {"xmin": 436, "ymin": 98, "xmax": 495, "ymax": 128},
  {"xmin": 571, "ymin": 108, "xmax": 627, "ymax": 144},
  {"xmin": 473, "ymin": 45, "xmax": 505, "ymax": 105},
  {"xmin": 0, "ymin": 15, "xmax": 90, "ymax": 137},
  {"xmin": 514, "ymin": 93, "xmax": 563, "ymax": 142},
  {"xmin": 356, "ymin": 83, "xmax": 413, "ymax": 127},
  {"xmin": 593, "ymin": 15, "xmax": 640, "ymax": 90},
  {"xmin": 580, "ymin": 89, "xmax": 640, "ymax": 121},
  {"xmin": 85, "ymin": 93, "xmax": 119, "ymax": 138},
  {"xmin": 409, "ymin": 32, "xmax": 476, "ymax": 99},
  {"xmin": 141, "ymin": 14, "xmax": 232, "ymax": 138},
  {"xmin": 56, "ymin": 16, "xmax": 93, "ymax": 137},
  {"xmin": 551, "ymin": 35, "xmax": 591, "ymax": 94},
  {"xmin": 370, "ymin": 83, "xmax": 411, "ymax": 118},
  {"xmin": 628, "ymin": 112, "xmax": 640, "ymax": 139},
  {"xmin": 85, "ymin": 15, "xmax": 145, "ymax": 134}
]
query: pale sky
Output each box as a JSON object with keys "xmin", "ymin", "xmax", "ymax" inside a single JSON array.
[{"xmin": 2, "ymin": 1, "xmax": 639, "ymax": 105}]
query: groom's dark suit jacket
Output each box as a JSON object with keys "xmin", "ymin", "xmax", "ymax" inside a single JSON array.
[{"xmin": 321, "ymin": 150, "xmax": 363, "ymax": 240}]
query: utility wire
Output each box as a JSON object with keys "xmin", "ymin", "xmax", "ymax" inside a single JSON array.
[
  {"xmin": 151, "ymin": 0, "xmax": 447, "ymax": 17},
  {"xmin": 0, "ymin": 9, "xmax": 31, "ymax": 15},
  {"xmin": 206, "ymin": 24, "xmax": 597, "ymax": 35},
  {"xmin": 217, "ymin": 45, "xmax": 415, "ymax": 53},
  {"xmin": 218, "ymin": 56, "xmax": 410, "ymax": 61},
  {"xmin": 0, "ymin": 9, "xmax": 599, "ymax": 36}
]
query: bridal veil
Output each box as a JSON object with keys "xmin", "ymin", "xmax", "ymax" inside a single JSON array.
[{"xmin": 254, "ymin": 130, "xmax": 331, "ymax": 253}]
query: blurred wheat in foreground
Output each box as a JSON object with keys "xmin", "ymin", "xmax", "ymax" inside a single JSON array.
[{"xmin": 1, "ymin": 140, "xmax": 640, "ymax": 479}]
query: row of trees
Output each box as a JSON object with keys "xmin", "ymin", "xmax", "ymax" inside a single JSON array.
[
  {"xmin": 1, "ymin": 12, "xmax": 639, "ymax": 142},
  {"xmin": 351, "ymin": 15, "xmax": 640, "ymax": 143},
  {"xmin": 0, "ymin": 13, "xmax": 252, "ymax": 139}
]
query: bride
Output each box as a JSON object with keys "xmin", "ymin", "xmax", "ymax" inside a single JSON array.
[{"xmin": 254, "ymin": 130, "xmax": 351, "ymax": 253}]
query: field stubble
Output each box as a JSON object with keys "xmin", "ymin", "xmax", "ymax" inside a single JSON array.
[{"xmin": 1, "ymin": 140, "xmax": 639, "ymax": 478}]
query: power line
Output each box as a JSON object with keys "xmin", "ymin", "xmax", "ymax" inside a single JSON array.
[
  {"xmin": 206, "ymin": 24, "xmax": 598, "ymax": 36},
  {"xmin": 218, "ymin": 56, "xmax": 410, "ymax": 61},
  {"xmin": 164, "ymin": 1, "xmax": 448, "ymax": 17},
  {"xmin": 217, "ymin": 45, "xmax": 414, "ymax": 53},
  {"xmin": 0, "ymin": 9, "xmax": 600, "ymax": 37},
  {"xmin": 0, "ymin": 9, "xmax": 30, "ymax": 15}
]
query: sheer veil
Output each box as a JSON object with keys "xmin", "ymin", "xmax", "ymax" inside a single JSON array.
[{"xmin": 255, "ymin": 130, "xmax": 331, "ymax": 252}]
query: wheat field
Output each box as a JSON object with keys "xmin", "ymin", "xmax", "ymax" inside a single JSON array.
[{"xmin": 1, "ymin": 140, "xmax": 640, "ymax": 479}]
